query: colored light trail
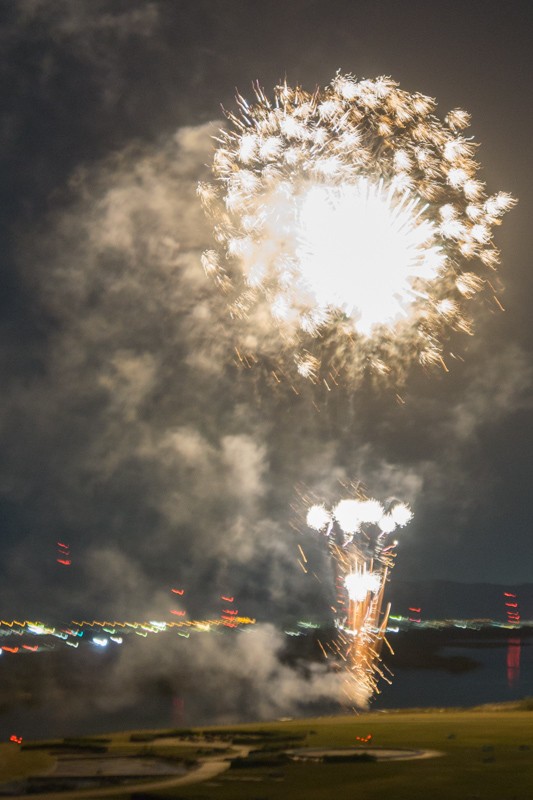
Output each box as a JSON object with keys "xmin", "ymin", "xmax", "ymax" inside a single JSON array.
[{"xmin": 0, "ymin": 617, "xmax": 256, "ymax": 655}]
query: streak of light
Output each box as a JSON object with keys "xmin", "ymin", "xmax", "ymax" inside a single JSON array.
[{"xmin": 297, "ymin": 544, "xmax": 308, "ymax": 563}]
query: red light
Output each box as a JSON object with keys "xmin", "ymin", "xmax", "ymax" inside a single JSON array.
[{"xmin": 56, "ymin": 542, "xmax": 71, "ymax": 564}]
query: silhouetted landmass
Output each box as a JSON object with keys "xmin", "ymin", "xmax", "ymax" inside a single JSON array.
[{"xmin": 388, "ymin": 581, "xmax": 533, "ymax": 621}]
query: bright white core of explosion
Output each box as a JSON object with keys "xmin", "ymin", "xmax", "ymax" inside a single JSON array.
[
  {"xmin": 344, "ymin": 569, "xmax": 382, "ymax": 602},
  {"xmin": 306, "ymin": 496, "xmax": 413, "ymax": 540},
  {"xmin": 292, "ymin": 180, "xmax": 441, "ymax": 335}
]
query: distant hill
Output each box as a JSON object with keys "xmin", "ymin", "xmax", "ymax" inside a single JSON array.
[{"xmin": 387, "ymin": 581, "xmax": 533, "ymax": 622}]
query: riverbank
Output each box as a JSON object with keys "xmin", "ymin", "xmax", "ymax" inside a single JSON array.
[{"xmin": 1, "ymin": 702, "xmax": 533, "ymax": 799}]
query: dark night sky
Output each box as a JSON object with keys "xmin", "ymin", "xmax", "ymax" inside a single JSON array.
[{"xmin": 1, "ymin": 0, "xmax": 533, "ymax": 728}]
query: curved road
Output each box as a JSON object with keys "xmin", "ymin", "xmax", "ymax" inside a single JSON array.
[{"xmin": 7, "ymin": 743, "xmax": 252, "ymax": 799}]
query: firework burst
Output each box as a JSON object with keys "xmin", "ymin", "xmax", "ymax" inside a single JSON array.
[
  {"xmin": 199, "ymin": 74, "xmax": 515, "ymax": 386},
  {"xmin": 305, "ymin": 487, "xmax": 413, "ymax": 707}
]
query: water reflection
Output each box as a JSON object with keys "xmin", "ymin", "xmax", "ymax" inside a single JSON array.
[{"xmin": 506, "ymin": 637, "xmax": 521, "ymax": 687}]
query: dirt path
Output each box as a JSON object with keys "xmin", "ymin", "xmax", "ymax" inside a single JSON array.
[
  {"xmin": 4, "ymin": 744, "xmax": 251, "ymax": 799},
  {"xmin": 288, "ymin": 747, "xmax": 444, "ymax": 762}
]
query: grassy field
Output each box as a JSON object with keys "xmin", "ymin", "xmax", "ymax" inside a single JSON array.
[
  {"xmin": 1, "ymin": 707, "xmax": 533, "ymax": 799},
  {"xmin": 162, "ymin": 710, "xmax": 533, "ymax": 800},
  {"xmin": 0, "ymin": 746, "xmax": 55, "ymax": 783}
]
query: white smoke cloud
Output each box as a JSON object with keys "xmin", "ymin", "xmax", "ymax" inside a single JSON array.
[
  {"xmin": 0, "ymin": 120, "xmax": 329, "ymax": 633},
  {"xmin": 0, "ymin": 107, "xmax": 529, "ymax": 728},
  {"xmin": 447, "ymin": 343, "xmax": 533, "ymax": 441},
  {"xmin": 0, "ymin": 623, "xmax": 343, "ymax": 732}
]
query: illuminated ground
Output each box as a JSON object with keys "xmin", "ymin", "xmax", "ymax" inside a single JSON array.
[{"xmin": 1, "ymin": 703, "xmax": 533, "ymax": 799}]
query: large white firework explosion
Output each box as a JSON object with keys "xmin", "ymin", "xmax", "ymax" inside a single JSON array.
[
  {"xmin": 199, "ymin": 74, "xmax": 516, "ymax": 385},
  {"xmin": 305, "ymin": 488, "xmax": 413, "ymax": 706}
]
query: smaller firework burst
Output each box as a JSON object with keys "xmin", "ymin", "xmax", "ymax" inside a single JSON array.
[{"xmin": 306, "ymin": 489, "xmax": 413, "ymax": 707}]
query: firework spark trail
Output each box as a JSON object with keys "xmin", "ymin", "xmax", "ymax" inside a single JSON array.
[
  {"xmin": 306, "ymin": 488, "xmax": 413, "ymax": 707},
  {"xmin": 199, "ymin": 73, "xmax": 516, "ymax": 386}
]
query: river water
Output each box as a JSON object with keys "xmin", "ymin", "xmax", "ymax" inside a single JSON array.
[
  {"xmin": 2, "ymin": 634, "xmax": 531, "ymax": 741},
  {"xmin": 374, "ymin": 635, "xmax": 533, "ymax": 710}
]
